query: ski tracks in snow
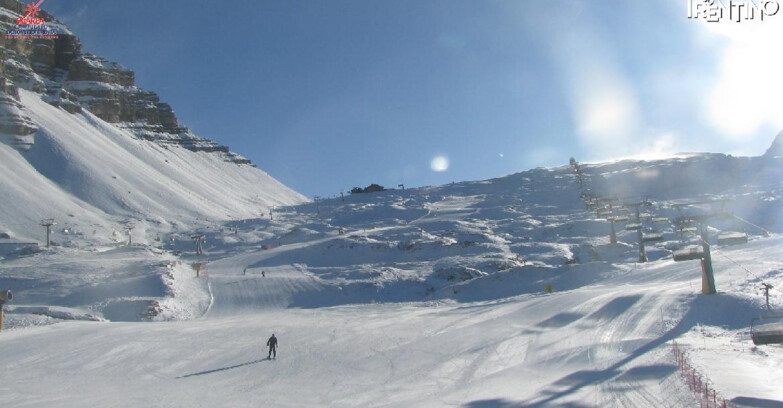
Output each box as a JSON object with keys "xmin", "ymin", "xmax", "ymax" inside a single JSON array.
[{"xmin": 204, "ymin": 265, "xmax": 322, "ymax": 316}]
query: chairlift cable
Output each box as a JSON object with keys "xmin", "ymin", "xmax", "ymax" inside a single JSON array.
[
  {"xmin": 695, "ymin": 234, "xmax": 783, "ymax": 297},
  {"xmin": 731, "ymin": 214, "xmax": 772, "ymax": 236}
]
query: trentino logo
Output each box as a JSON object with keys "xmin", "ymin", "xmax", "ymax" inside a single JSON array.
[{"xmin": 688, "ymin": 0, "xmax": 781, "ymax": 22}]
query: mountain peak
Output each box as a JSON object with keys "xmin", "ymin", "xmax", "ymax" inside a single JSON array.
[
  {"xmin": 0, "ymin": 2, "xmax": 255, "ymax": 165},
  {"xmin": 0, "ymin": 1, "xmax": 307, "ymax": 241},
  {"xmin": 764, "ymin": 130, "xmax": 783, "ymax": 157}
]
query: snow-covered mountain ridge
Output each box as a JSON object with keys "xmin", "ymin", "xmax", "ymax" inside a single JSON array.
[
  {"xmin": 0, "ymin": 1, "xmax": 307, "ymax": 243},
  {"xmin": 0, "ymin": 0, "xmax": 245, "ymax": 158}
]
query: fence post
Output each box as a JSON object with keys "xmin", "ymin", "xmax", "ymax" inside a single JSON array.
[
  {"xmin": 0, "ymin": 291, "xmax": 11, "ymax": 330},
  {"xmin": 674, "ymin": 342, "xmax": 730, "ymax": 408},
  {"xmin": 692, "ymin": 369, "xmax": 696, "ymax": 391},
  {"xmin": 705, "ymin": 383, "xmax": 709, "ymax": 406}
]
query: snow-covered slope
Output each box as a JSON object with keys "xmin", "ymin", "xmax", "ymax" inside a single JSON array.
[
  {"xmin": 0, "ymin": 1, "xmax": 307, "ymax": 245},
  {"xmin": 0, "ymin": 89, "xmax": 305, "ymax": 244},
  {"xmin": 4, "ymin": 5, "xmax": 783, "ymax": 405},
  {"xmin": 3, "ymin": 148, "xmax": 783, "ymax": 407}
]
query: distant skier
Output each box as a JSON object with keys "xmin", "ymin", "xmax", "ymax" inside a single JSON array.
[
  {"xmin": 262, "ymin": 270, "xmax": 266, "ymax": 277},
  {"xmin": 267, "ymin": 333, "xmax": 278, "ymax": 360}
]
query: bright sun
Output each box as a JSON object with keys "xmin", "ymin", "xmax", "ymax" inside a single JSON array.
[{"xmin": 430, "ymin": 156, "xmax": 450, "ymax": 172}]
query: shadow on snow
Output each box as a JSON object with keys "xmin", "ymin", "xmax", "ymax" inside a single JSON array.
[
  {"xmin": 731, "ymin": 397, "xmax": 783, "ymax": 408},
  {"xmin": 464, "ymin": 292, "xmax": 763, "ymax": 408},
  {"xmin": 177, "ymin": 359, "xmax": 268, "ymax": 379}
]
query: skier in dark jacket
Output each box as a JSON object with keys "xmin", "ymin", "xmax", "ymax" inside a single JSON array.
[{"xmin": 267, "ymin": 334, "xmax": 278, "ymax": 360}]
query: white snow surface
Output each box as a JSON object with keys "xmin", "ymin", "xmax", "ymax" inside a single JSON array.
[
  {"xmin": 0, "ymin": 89, "xmax": 307, "ymax": 244},
  {"xmin": 2, "ymin": 146, "xmax": 783, "ymax": 407}
]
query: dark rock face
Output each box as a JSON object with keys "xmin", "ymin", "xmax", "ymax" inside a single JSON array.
[
  {"xmin": 0, "ymin": 0, "xmax": 253, "ymax": 165},
  {"xmin": 67, "ymin": 54, "xmax": 134, "ymax": 86},
  {"xmin": 0, "ymin": 77, "xmax": 36, "ymax": 150},
  {"xmin": 0, "ymin": 93, "xmax": 36, "ymax": 134}
]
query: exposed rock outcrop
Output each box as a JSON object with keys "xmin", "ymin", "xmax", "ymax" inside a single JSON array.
[{"xmin": 0, "ymin": 77, "xmax": 36, "ymax": 150}]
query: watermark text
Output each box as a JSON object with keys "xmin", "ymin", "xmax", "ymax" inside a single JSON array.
[
  {"xmin": 688, "ymin": 0, "xmax": 780, "ymax": 22},
  {"xmin": 5, "ymin": 0, "xmax": 59, "ymax": 39}
]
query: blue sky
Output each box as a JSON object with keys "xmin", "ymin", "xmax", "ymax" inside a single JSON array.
[{"xmin": 42, "ymin": 0, "xmax": 783, "ymax": 197}]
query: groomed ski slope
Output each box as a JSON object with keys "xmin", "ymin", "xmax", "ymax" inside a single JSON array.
[
  {"xmin": 2, "ymin": 157, "xmax": 783, "ymax": 407},
  {"xmin": 2, "ymin": 238, "xmax": 782, "ymax": 407}
]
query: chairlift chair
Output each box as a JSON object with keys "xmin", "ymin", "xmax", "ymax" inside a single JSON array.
[
  {"xmin": 680, "ymin": 227, "xmax": 698, "ymax": 236},
  {"xmin": 717, "ymin": 231, "xmax": 748, "ymax": 246},
  {"xmin": 642, "ymin": 233, "xmax": 664, "ymax": 242},
  {"xmin": 625, "ymin": 223, "xmax": 642, "ymax": 231},
  {"xmin": 613, "ymin": 215, "xmax": 629, "ymax": 223},
  {"xmin": 653, "ymin": 217, "xmax": 670, "ymax": 225},
  {"xmin": 673, "ymin": 245, "xmax": 704, "ymax": 262},
  {"xmin": 751, "ymin": 312, "xmax": 783, "ymax": 346}
]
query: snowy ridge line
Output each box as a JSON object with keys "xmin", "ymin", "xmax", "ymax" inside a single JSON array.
[{"xmin": 672, "ymin": 341, "xmax": 732, "ymax": 408}]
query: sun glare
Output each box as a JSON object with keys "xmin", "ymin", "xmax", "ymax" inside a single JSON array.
[
  {"xmin": 702, "ymin": 19, "xmax": 783, "ymax": 136},
  {"xmin": 430, "ymin": 156, "xmax": 450, "ymax": 172}
]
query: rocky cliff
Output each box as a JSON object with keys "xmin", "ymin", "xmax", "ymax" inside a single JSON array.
[{"xmin": 0, "ymin": 0, "xmax": 251, "ymax": 165}]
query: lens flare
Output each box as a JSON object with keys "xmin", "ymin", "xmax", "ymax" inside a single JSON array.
[{"xmin": 430, "ymin": 156, "xmax": 450, "ymax": 172}]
